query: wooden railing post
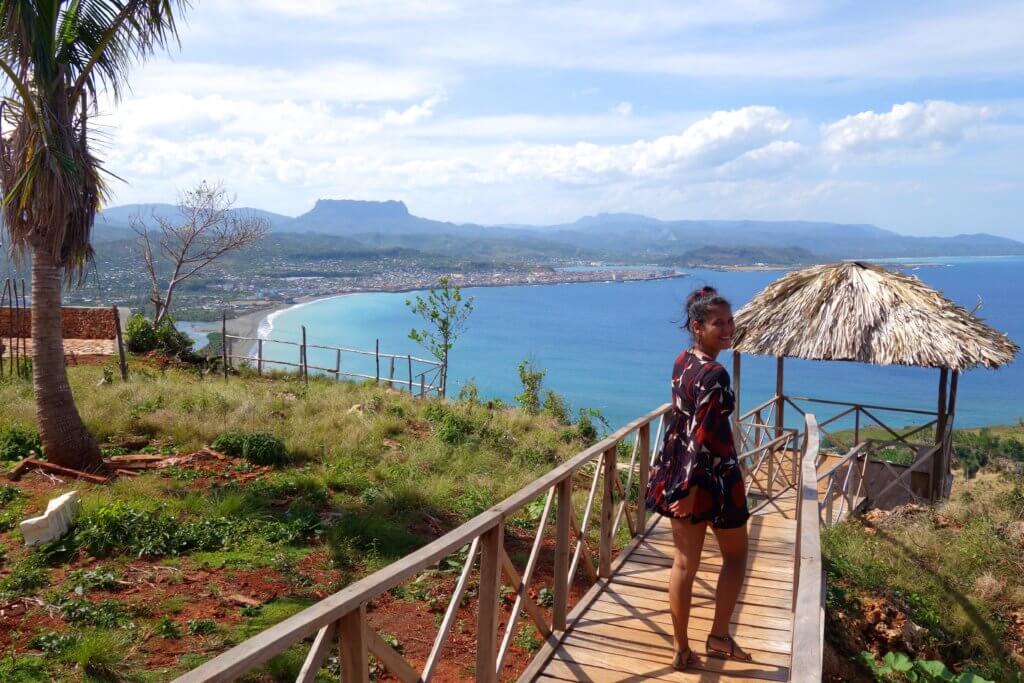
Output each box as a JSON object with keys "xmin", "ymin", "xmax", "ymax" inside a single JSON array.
[
  {"xmin": 375, "ymin": 339, "xmax": 380, "ymax": 384},
  {"xmin": 407, "ymin": 355, "xmax": 413, "ymax": 395},
  {"xmin": 112, "ymin": 306, "xmax": 128, "ymax": 382},
  {"xmin": 477, "ymin": 523, "xmax": 503, "ymax": 683},
  {"xmin": 301, "ymin": 325, "xmax": 309, "ymax": 386},
  {"xmin": 221, "ymin": 311, "xmax": 228, "ymax": 381},
  {"xmin": 599, "ymin": 447, "xmax": 615, "ymax": 578},
  {"xmin": 854, "ymin": 407, "xmax": 861, "ymax": 446},
  {"xmin": 339, "ymin": 606, "xmax": 368, "ymax": 683},
  {"xmin": 335, "ymin": 349, "xmax": 342, "ymax": 381},
  {"xmin": 636, "ymin": 423, "xmax": 650, "ymax": 534},
  {"xmin": 553, "ymin": 479, "xmax": 572, "ymax": 631}
]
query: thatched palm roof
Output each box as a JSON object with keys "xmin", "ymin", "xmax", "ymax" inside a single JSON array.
[{"xmin": 732, "ymin": 261, "xmax": 1018, "ymax": 371}]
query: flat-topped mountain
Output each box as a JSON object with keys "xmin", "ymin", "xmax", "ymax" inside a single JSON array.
[{"xmin": 94, "ymin": 199, "xmax": 1024, "ymax": 259}]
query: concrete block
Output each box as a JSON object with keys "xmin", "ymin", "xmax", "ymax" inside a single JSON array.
[{"xmin": 20, "ymin": 491, "xmax": 81, "ymax": 547}]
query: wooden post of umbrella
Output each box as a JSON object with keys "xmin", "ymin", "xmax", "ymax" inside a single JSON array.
[
  {"xmin": 775, "ymin": 356, "xmax": 785, "ymax": 438},
  {"xmin": 933, "ymin": 367, "xmax": 949, "ymax": 501}
]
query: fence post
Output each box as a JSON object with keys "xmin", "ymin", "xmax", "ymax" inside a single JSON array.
[
  {"xmin": 637, "ymin": 422, "xmax": 651, "ymax": 534},
  {"xmin": 221, "ymin": 311, "xmax": 228, "ymax": 381},
  {"xmin": 389, "ymin": 356, "xmax": 395, "ymax": 384},
  {"xmin": 375, "ymin": 339, "xmax": 380, "ymax": 384},
  {"xmin": 553, "ymin": 478, "xmax": 571, "ymax": 631},
  {"xmin": 854, "ymin": 407, "xmax": 861, "ymax": 446},
  {"xmin": 599, "ymin": 446, "xmax": 615, "ymax": 578},
  {"xmin": 112, "ymin": 306, "xmax": 128, "ymax": 382},
  {"xmin": 420, "ymin": 376, "xmax": 425, "ymax": 398},
  {"xmin": 301, "ymin": 325, "xmax": 309, "ymax": 386},
  {"xmin": 407, "ymin": 355, "xmax": 413, "ymax": 395},
  {"xmin": 338, "ymin": 606, "xmax": 369, "ymax": 683},
  {"xmin": 257, "ymin": 339, "xmax": 263, "ymax": 376},
  {"xmin": 477, "ymin": 523, "xmax": 503, "ymax": 683},
  {"xmin": 335, "ymin": 348, "xmax": 341, "ymax": 381}
]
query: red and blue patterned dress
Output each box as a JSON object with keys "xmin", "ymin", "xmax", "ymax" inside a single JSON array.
[{"xmin": 645, "ymin": 351, "xmax": 750, "ymax": 529}]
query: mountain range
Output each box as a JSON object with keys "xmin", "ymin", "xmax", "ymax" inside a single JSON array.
[{"xmin": 93, "ymin": 199, "xmax": 1024, "ymax": 260}]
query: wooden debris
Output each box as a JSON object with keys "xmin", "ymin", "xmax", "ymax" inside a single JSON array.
[
  {"xmin": 227, "ymin": 593, "xmax": 261, "ymax": 608},
  {"xmin": 7, "ymin": 458, "xmax": 109, "ymax": 484}
]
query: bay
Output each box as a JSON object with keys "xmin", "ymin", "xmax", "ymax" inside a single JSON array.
[{"xmin": 259, "ymin": 257, "xmax": 1023, "ymax": 431}]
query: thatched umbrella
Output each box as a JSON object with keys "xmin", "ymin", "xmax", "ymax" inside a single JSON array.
[{"xmin": 730, "ymin": 261, "xmax": 1018, "ymax": 500}]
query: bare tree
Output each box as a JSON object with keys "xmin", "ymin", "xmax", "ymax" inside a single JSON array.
[{"xmin": 132, "ymin": 181, "xmax": 269, "ymax": 324}]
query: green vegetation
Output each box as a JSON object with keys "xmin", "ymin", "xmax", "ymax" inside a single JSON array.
[
  {"xmin": 0, "ymin": 363, "xmax": 595, "ymax": 679},
  {"xmin": 212, "ymin": 431, "xmax": 289, "ymax": 466},
  {"xmin": 124, "ymin": 313, "xmax": 197, "ymax": 358},
  {"xmin": 0, "ymin": 425, "xmax": 41, "ymax": 462},
  {"xmin": 823, "ymin": 466, "xmax": 1024, "ymax": 681}
]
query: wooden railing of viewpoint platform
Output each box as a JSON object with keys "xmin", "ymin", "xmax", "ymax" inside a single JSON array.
[
  {"xmin": 791, "ymin": 413, "xmax": 824, "ymax": 682},
  {"xmin": 174, "ymin": 404, "xmax": 672, "ymax": 683}
]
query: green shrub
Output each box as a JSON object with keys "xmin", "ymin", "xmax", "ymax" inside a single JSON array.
[
  {"xmin": 124, "ymin": 313, "xmax": 157, "ymax": 353},
  {"xmin": 542, "ymin": 390, "xmax": 571, "ymax": 425},
  {"xmin": 66, "ymin": 568, "xmax": 122, "ymax": 593},
  {"xmin": 212, "ymin": 431, "xmax": 288, "ymax": 466},
  {"xmin": 0, "ymin": 425, "xmax": 41, "ymax": 461},
  {"xmin": 516, "ymin": 360, "xmax": 544, "ymax": 413},
  {"xmin": 187, "ymin": 618, "xmax": 217, "ymax": 636},
  {"xmin": 29, "ymin": 631, "xmax": 80, "ymax": 655},
  {"xmin": 1, "ymin": 557, "xmax": 48, "ymax": 593},
  {"xmin": 58, "ymin": 598, "xmax": 134, "ymax": 628},
  {"xmin": 0, "ymin": 484, "xmax": 25, "ymax": 507},
  {"xmin": 153, "ymin": 616, "xmax": 182, "ymax": 639},
  {"xmin": 154, "ymin": 317, "xmax": 194, "ymax": 357},
  {"xmin": 0, "ymin": 654, "xmax": 48, "ymax": 682}
]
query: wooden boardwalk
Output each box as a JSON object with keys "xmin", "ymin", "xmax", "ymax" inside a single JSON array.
[
  {"xmin": 175, "ymin": 407, "xmax": 826, "ymax": 683},
  {"xmin": 527, "ymin": 488, "xmax": 799, "ymax": 682}
]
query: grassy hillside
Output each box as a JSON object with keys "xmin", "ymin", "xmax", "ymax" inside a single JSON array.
[
  {"xmin": 822, "ymin": 424, "xmax": 1024, "ymax": 682},
  {"xmin": 0, "ymin": 364, "xmax": 600, "ymax": 681}
]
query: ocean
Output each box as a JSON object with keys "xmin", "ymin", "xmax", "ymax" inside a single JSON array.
[{"xmin": 253, "ymin": 256, "xmax": 1023, "ymax": 431}]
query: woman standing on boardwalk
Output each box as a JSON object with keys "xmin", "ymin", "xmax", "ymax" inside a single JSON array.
[{"xmin": 645, "ymin": 286, "xmax": 753, "ymax": 669}]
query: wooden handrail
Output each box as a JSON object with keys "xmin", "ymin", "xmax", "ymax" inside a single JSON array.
[
  {"xmin": 784, "ymin": 395, "xmax": 937, "ymax": 417},
  {"xmin": 174, "ymin": 403, "xmax": 671, "ymax": 682},
  {"xmin": 791, "ymin": 413, "xmax": 823, "ymax": 682},
  {"xmin": 816, "ymin": 442, "xmax": 869, "ymax": 481}
]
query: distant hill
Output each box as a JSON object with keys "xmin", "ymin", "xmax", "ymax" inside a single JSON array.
[
  {"xmin": 96, "ymin": 200, "xmax": 1024, "ymax": 259},
  {"xmin": 657, "ymin": 245, "xmax": 823, "ymax": 267},
  {"xmin": 94, "ymin": 203, "xmax": 293, "ymax": 242}
]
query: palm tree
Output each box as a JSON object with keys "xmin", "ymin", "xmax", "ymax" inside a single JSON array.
[{"xmin": 0, "ymin": 1, "xmax": 187, "ymax": 470}]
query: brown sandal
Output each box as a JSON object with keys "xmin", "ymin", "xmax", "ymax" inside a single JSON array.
[
  {"xmin": 672, "ymin": 647, "xmax": 699, "ymax": 670},
  {"xmin": 706, "ymin": 633, "xmax": 753, "ymax": 662}
]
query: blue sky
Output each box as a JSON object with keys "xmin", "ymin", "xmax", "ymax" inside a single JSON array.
[{"xmin": 102, "ymin": 1, "xmax": 1024, "ymax": 238}]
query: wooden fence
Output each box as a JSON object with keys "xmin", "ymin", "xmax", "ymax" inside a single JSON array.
[{"xmin": 219, "ymin": 317, "xmax": 444, "ymax": 398}]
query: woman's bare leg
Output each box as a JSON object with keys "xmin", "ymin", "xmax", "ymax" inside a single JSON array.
[
  {"xmin": 669, "ymin": 518, "xmax": 708, "ymax": 657},
  {"xmin": 709, "ymin": 523, "xmax": 750, "ymax": 657}
]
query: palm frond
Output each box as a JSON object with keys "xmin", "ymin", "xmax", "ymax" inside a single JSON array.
[{"xmin": 0, "ymin": 0, "xmax": 188, "ymax": 283}]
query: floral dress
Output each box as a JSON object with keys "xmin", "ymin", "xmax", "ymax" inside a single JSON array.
[{"xmin": 645, "ymin": 351, "xmax": 750, "ymax": 529}]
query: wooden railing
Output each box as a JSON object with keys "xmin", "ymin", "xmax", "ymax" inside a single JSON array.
[
  {"xmin": 174, "ymin": 404, "xmax": 672, "ymax": 683},
  {"xmin": 816, "ymin": 442, "xmax": 869, "ymax": 526},
  {"xmin": 782, "ymin": 395, "xmax": 937, "ymax": 456},
  {"xmin": 220, "ymin": 324, "xmax": 444, "ymax": 398},
  {"xmin": 791, "ymin": 413, "xmax": 824, "ymax": 682}
]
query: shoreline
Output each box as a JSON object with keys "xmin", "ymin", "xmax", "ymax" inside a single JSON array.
[{"xmin": 221, "ymin": 271, "xmax": 690, "ymax": 353}]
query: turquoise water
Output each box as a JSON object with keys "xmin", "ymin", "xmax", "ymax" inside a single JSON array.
[{"xmin": 260, "ymin": 257, "xmax": 1023, "ymax": 431}]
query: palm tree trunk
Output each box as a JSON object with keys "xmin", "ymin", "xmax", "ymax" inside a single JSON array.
[{"xmin": 31, "ymin": 248, "xmax": 103, "ymax": 471}]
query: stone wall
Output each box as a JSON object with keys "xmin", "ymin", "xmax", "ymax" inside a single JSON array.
[{"xmin": 0, "ymin": 306, "xmax": 119, "ymax": 340}]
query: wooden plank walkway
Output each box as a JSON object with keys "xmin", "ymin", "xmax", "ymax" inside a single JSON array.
[{"xmin": 528, "ymin": 488, "xmax": 799, "ymax": 682}]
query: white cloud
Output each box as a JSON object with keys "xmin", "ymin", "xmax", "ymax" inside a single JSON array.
[
  {"xmin": 492, "ymin": 106, "xmax": 792, "ymax": 183},
  {"xmin": 822, "ymin": 101, "xmax": 992, "ymax": 154},
  {"xmin": 612, "ymin": 101, "xmax": 633, "ymax": 116}
]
